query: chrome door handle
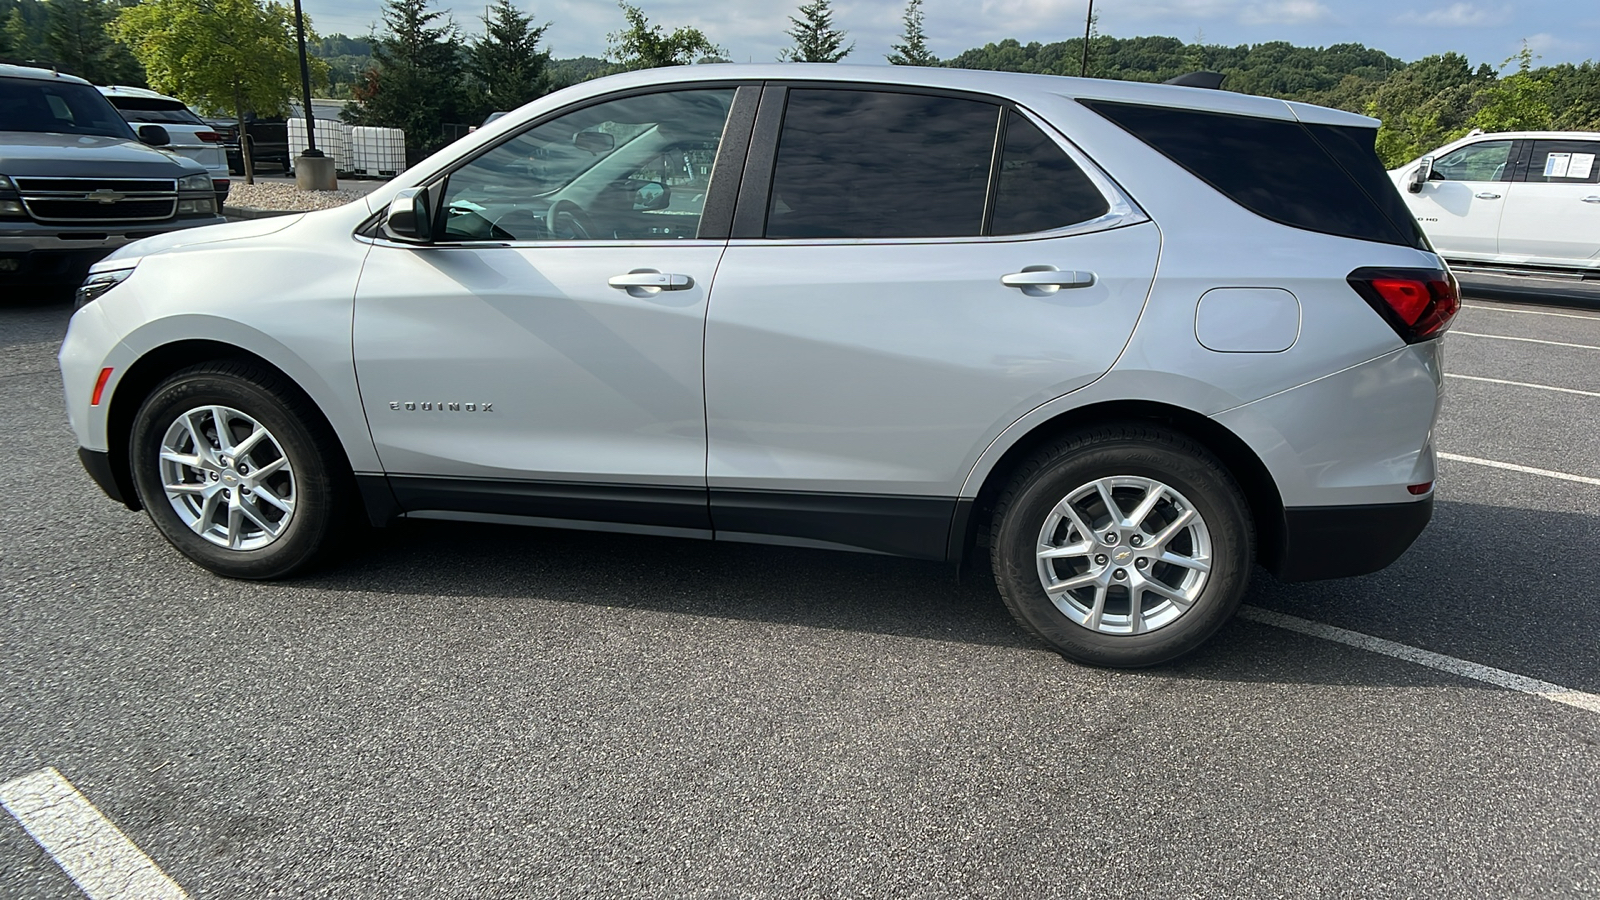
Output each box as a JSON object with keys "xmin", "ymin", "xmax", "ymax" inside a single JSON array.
[
  {"xmin": 1000, "ymin": 268, "xmax": 1096, "ymax": 290},
  {"xmin": 1583, "ymin": 196, "xmax": 1600, "ymax": 204},
  {"xmin": 608, "ymin": 270, "xmax": 693, "ymax": 290},
  {"xmin": 1474, "ymin": 192, "xmax": 1502, "ymax": 200}
]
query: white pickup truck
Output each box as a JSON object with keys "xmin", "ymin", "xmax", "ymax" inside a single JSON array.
[{"xmin": 1391, "ymin": 131, "xmax": 1600, "ymax": 277}]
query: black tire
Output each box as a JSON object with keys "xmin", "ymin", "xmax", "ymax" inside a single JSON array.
[
  {"xmin": 129, "ymin": 361, "xmax": 356, "ymax": 579},
  {"xmin": 990, "ymin": 424, "xmax": 1253, "ymax": 668}
]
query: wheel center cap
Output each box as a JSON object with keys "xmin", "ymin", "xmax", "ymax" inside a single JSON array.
[
  {"xmin": 220, "ymin": 470, "xmax": 240, "ymax": 486},
  {"xmin": 1111, "ymin": 546, "xmax": 1135, "ymax": 565}
]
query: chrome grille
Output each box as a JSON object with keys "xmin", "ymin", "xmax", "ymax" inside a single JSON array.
[{"xmin": 15, "ymin": 177, "xmax": 178, "ymax": 223}]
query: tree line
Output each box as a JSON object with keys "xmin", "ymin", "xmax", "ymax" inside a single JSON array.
[{"xmin": 4, "ymin": 0, "xmax": 1597, "ymax": 165}]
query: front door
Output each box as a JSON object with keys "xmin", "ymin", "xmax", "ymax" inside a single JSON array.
[
  {"xmin": 703, "ymin": 88, "xmax": 1160, "ymax": 558},
  {"xmin": 1407, "ymin": 139, "xmax": 1514, "ymax": 257},
  {"xmin": 353, "ymin": 87, "xmax": 745, "ymax": 531},
  {"xmin": 1498, "ymin": 138, "xmax": 1600, "ymax": 263}
]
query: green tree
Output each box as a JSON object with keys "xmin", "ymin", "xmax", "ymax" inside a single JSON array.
[
  {"xmin": 467, "ymin": 0, "xmax": 550, "ymax": 117},
  {"xmin": 1539, "ymin": 61, "xmax": 1600, "ymax": 131},
  {"xmin": 3, "ymin": 6, "xmax": 40, "ymax": 58},
  {"xmin": 1469, "ymin": 44, "xmax": 1553, "ymax": 133},
  {"xmin": 344, "ymin": 0, "xmax": 463, "ymax": 153},
  {"xmin": 1364, "ymin": 52, "xmax": 1490, "ymax": 166},
  {"xmin": 886, "ymin": 0, "xmax": 935, "ymax": 66},
  {"xmin": 781, "ymin": 0, "xmax": 850, "ymax": 63},
  {"xmin": 606, "ymin": 2, "xmax": 721, "ymax": 70},
  {"xmin": 46, "ymin": 0, "xmax": 142, "ymax": 84}
]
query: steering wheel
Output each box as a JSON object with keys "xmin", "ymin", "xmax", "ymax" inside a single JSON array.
[
  {"xmin": 485, "ymin": 208, "xmax": 547, "ymax": 241},
  {"xmin": 546, "ymin": 198, "xmax": 599, "ymax": 241}
]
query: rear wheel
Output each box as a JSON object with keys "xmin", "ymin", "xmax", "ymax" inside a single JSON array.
[
  {"xmin": 990, "ymin": 424, "xmax": 1253, "ymax": 667},
  {"xmin": 129, "ymin": 361, "xmax": 354, "ymax": 579}
]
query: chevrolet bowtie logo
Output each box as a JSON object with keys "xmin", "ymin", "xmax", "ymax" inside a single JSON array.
[{"xmin": 86, "ymin": 189, "xmax": 125, "ymax": 204}]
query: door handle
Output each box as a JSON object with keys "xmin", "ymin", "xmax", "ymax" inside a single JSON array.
[
  {"xmin": 608, "ymin": 269, "xmax": 694, "ymax": 296},
  {"xmin": 1000, "ymin": 267, "xmax": 1097, "ymax": 291},
  {"xmin": 1584, "ymin": 196, "xmax": 1600, "ymax": 204},
  {"xmin": 1473, "ymin": 192, "xmax": 1502, "ymax": 200}
]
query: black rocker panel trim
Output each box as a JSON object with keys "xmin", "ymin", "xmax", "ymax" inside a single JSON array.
[
  {"xmin": 388, "ymin": 475, "xmax": 713, "ymax": 531},
  {"xmin": 78, "ymin": 447, "xmax": 136, "ymax": 508},
  {"xmin": 710, "ymin": 489, "xmax": 957, "ymax": 561},
  {"xmin": 1270, "ymin": 497, "xmax": 1433, "ymax": 582}
]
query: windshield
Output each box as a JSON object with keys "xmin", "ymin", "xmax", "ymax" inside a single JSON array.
[
  {"xmin": 106, "ymin": 97, "xmax": 206, "ymax": 126},
  {"xmin": 0, "ymin": 76, "xmax": 138, "ymax": 139}
]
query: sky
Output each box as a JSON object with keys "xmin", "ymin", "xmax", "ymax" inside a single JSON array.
[{"xmin": 300, "ymin": 0, "xmax": 1600, "ymax": 70}]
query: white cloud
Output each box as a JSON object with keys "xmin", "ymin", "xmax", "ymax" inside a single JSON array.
[
  {"xmin": 1521, "ymin": 32, "xmax": 1580, "ymax": 54},
  {"xmin": 1394, "ymin": 3, "xmax": 1507, "ymax": 27},
  {"xmin": 1239, "ymin": 0, "xmax": 1332, "ymax": 25}
]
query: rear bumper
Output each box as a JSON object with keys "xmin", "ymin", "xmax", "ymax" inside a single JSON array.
[{"xmin": 1267, "ymin": 496, "xmax": 1432, "ymax": 581}]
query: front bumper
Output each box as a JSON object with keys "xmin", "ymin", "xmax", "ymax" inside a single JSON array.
[{"xmin": 1267, "ymin": 497, "xmax": 1433, "ymax": 581}]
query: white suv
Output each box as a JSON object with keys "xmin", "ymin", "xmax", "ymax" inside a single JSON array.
[
  {"xmin": 1393, "ymin": 131, "xmax": 1600, "ymax": 275},
  {"xmin": 59, "ymin": 65, "xmax": 1454, "ymax": 667},
  {"xmin": 99, "ymin": 86, "xmax": 229, "ymax": 207}
]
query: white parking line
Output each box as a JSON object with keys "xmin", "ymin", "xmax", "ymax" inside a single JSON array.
[
  {"xmin": 0, "ymin": 767, "xmax": 188, "ymax": 900},
  {"xmin": 1451, "ymin": 331, "xmax": 1600, "ymax": 350},
  {"xmin": 1438, "ymin": 452, "xmax": 1600, "ymax": 486},
  {"xmin": 1240, "ymin": 607, "xmax": 1600, "ymax": 715},
  {"xmin": 1463, "ymin": 303, "xmax": 1600, "ymax": 322},
  {"xmin": 1445, "ymin": 373, "xmax": 1600, "ymax": 399}
]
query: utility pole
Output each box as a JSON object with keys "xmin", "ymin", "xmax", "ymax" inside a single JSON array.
[
  {"xmin": 291, "ymin": 0, "xmax": 336, "ymax": 189},
  {"xmin": 1080, "ymin": 0, "xmax": 1094, "ymax": 78}
]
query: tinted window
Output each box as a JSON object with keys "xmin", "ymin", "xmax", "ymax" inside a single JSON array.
[
  {"xmin": 1431, "ymin": 140, "xmax": 1512, "ymax": 182},
  {"xmin": 107, "ymin": 96, "xmax": 206, "ymax": 126},
  {"xmin": 766, "ymin": 89, "xmax": 998, "ymax": 239},
  {"xmin": 0, "ymin": 77, "xmax": 135, "ymax": 139},
  {"xmin": 1084, "ymin": 100, "xmax": 1425, "ymax": 250},
  {"xmin": 438, "ymin": 89, "xmax": 733, "ymax": 242},
  {"xmin": 1303, "ymin": 123, "xmax": 1427, "ymax": 248},
  {"xmin": 991, "ymin": 113, "xmax": 1109, "ymax": 235},
  {"xmin": 1521, "ymin": 140, "xmax": 1600, "ymax": 185}
]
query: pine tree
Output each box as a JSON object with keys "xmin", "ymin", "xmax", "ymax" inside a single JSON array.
[
  {"xmin": 346, "ymin": 0, "xmax": 464, "ymax": 152},
  {"xmin": 606, "ymin": 1, "xmax": 721, "ymax": 70},
  {"xmin": 469, "ymin": 0, "xmax": 551, "ymax": 116},
  {"xmin": 886, "ymin": 0, "xmax": 935, "ymax": 67},
  {"xmin": 44, "ymin": 0, "xmax": 142, "ymax": 83},
  {"xmin": 781, "ymin": 0, "xmax": 851, "ymax": 63}
]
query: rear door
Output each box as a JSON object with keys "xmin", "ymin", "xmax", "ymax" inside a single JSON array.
[
  {"xmin": 1406, "ymin": 138, "xmax": 1514, "ymax": 256},
  {"xmin": 1498, "ymin": 138, "xmax": 1600, "ymax": 263},
  {"xmin": 702, "ymin": 86, "xmax": 1160, "ymax": 558}
]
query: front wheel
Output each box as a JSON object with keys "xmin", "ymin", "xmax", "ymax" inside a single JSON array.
[
  {"xmin": 990, "ymin": 425, "xmax": 1254, "ymax": 667},
  {"xmin": 129, "ymin": 361, "xmax": 354, "ymax": 579}
]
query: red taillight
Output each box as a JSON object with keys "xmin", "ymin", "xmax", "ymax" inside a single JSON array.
[
  {"xmin": 1347, "ymin": 268, "xmax": 1460, "ymax": 343},
  {"xmin": 91, "ymin": 367, "xmax": 113, "ymax": 406},
  {"xmin": 213, "ymin": 179, "xmax": 229, "ymax": 193},
  {"xmin": 196, "ymin": 130, "xmax": 223, "ymax": 143}
]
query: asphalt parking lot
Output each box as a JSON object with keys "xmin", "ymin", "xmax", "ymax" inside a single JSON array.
[{"xmin": 2, "ymin": 279, "xmax": 1598, "ymax": 899}]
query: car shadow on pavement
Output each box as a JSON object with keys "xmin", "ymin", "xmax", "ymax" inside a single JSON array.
[{"xmin": 290, "ymin": 497, "xmax": 1597, "ymax": 692}]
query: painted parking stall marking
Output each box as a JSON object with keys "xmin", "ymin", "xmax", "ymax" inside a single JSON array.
[
  {"xmin": 0, "ymin": 767, "xmax": 188, "ymax": 900},
  {"xmin": 1438, "ymin": 452, "xmax": 1600, "ymax": 487},
  {"xmin": 1462, "ymin": 303, "xmax": 1600, "ymax": 323},
  {"xmin": 1451, "ymin": 331, "xmax": 1600, "ymax": 351},
  {"xmin": 1241, "ymin": 607, "xmax": 1600, "ymax": 715},
  {"xmin": 1444, "ymin": 373, "xmax": 1600, "ymax": 399}
]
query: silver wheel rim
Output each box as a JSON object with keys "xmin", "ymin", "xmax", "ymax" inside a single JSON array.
[
  {"xmin": 1035, "ymin": 475, "xmax": 1212, "ymax": 636},
  {"xmin": 158, "ymin": 405, "xmax": 296, "ymax": 551}
]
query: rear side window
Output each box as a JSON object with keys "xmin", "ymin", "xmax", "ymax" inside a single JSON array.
[
  {"xmin": 1519, "ymin": 140, "xmax": 1600, "ymax": 185},
  {"xmin": 990, "ymin": 113, "xmax": 1109, "ymax": 235},
  {"xmin": 1082, "ymin": 100, "xmax": 1426, "ymax": 250},
  {"xmin": 107, "ymin": 97, "xmax": 205, "ymax": 126},
  {"xmin": 766, "ymin": 89, "xmax": 998, "ymax": 239}
]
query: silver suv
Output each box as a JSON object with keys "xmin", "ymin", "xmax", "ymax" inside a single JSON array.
[{"xmin": 59, "ymin": 65, "xmax": 1454, "ymax": 667}]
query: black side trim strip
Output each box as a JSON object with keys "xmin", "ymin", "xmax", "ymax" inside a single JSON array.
[
  {"xmin": 387, "ymin": 475, "xmax": 712, "ymax": 531},
  {"xmin": 78, "ymin": 447, "xmax": 134, "ymax": 508},
  {"xmin": 1271, "ymin": 497, "xmax": 1433, "ymax": 582},
  {"xmin": 354, "ymin": 473, "xmax": 403, "ymax": 527},
  {"xmin": 697, "ymin": 84, "xmax": 761, "ymax": 240},
  {"xmin": 710, "ymin": 489, "xmax": 956, "ymax": 561}
]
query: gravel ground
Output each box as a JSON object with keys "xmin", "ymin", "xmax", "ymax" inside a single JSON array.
[{"xmin": 225, "ymin": 181, "xmax": 366, "ymax": 212}]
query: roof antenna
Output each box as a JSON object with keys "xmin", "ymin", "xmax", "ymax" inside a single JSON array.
[{"xmin": 1164, "ymin": 71, "xmax": 1225, "ymax": 89}]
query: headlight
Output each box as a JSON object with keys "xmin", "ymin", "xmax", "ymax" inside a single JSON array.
[
  {"xmin": 176, "ymin": 197, "xmax": 215, "ymax": 215},
  {"xmin": 0, "ymin": 175, "xmax": 14, "ymax": 191},
  {"xmin": 177, "ymin": 173, "xmax": 212, "ymax": 192},
  {"xmin": 0, "ymin": 175, "xmax": 20, "ymax": 217},
  {"xmin": 75, "ymin": 267, "xmax": 135, "ymax": 309}
]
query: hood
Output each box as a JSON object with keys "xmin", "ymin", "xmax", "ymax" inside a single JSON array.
[
  {"xmin": 97, "ymin": 214, "xmax": 305, "ymax": 267},
  {"xmin": 0, "ymin": 131, "xmax": 208, "ymax": 178}
]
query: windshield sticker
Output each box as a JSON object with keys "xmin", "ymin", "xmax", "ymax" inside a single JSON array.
[
  {"xmin": 1543, "ymin": 152, "xmax": 1571, "ymax": 178},
  {"xmin": 1567, "ymin": 153, "xmax": 1595, "ymax": 180}
]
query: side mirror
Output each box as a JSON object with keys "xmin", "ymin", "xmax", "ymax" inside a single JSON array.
[
  {"xmin": 632, "ymin": 180, "xmax": 669, "ymax": 211},
  {"xmin": 1407, "ymin": 156, "xmax": 1433, "ymax": 193},
  {"xmin": 137, "ymin": 124, "xmax": 170, "ymax": 147},
  {"xmin": 382, "ymin": 187, "xmax": 434, "ymax": 243},
  {"xmin": 573, "ymin": 131, "xmax": 615, "ymax": 154}
]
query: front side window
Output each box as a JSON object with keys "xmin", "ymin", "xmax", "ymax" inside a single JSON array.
[
  {"xmin": 1521, "ymin": 140, "xmax": 1600, "ymax": 185},
  {"xmin": 0, "ymin": 77, "xmax": 136, "ymax": 139},
  {"xmin": 437, "ymin": 88, "xmax": 735, "ymax": 242},
  {"xmin": 1432, "ymin": 141, "xmax": 1512, "ymax": 183},
  {"xmin": 765, "ymin": 89, "xmax": 999, "ymax": 239}
]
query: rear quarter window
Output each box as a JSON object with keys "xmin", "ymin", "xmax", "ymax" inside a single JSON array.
[{"xmin": 1082, "ymin": 100, "xmax": 1426, "ymax": 250}]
